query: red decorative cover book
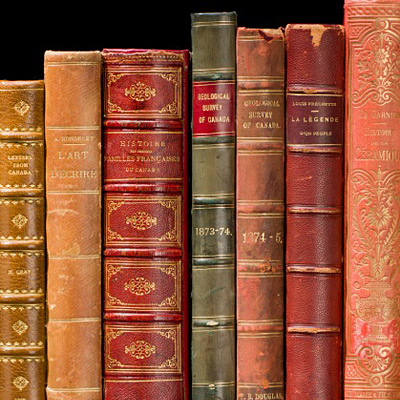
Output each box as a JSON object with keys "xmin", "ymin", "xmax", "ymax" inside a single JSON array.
[
  {"xmin": 102, "ymin": 49, "xmax": 189, "ymax": 400},
  {"xmin": 344, "ymin": 1, "xmax": 400, "ymax": 399}
]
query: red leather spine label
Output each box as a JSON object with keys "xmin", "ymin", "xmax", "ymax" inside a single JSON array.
[
  {"xmin": 285, "ymin": 24, "xmax": 344, "ymax": 400},
  {"xmin": 192, "ymin": 81, "xmax": 235, "ymax": 136},
  {"xmin": 344, "ymin": 2, "xmax": 400, "ymax": 399},
  {"xmin": 103, "ymin": 49, "xmax": 189, "ymax": 400},
  {"xmin": 236, "ymin": 28, "xmax": 285, "ymax": 400}
]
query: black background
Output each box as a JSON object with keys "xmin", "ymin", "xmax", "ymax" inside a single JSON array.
[{"xmin": 3, "ymin": 0, "xmax": 344, "ymax": 80}]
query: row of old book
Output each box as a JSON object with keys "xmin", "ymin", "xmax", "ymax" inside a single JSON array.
[{"xmin": 0, "ymin": 4, "xmax": 398, "ymax": 400}]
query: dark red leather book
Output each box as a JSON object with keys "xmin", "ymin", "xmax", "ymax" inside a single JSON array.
[
  {"xmin": 102, "ymin": 49, "xmax": 189, "ymax": 400},
  {"xmin": 236, "ymin": 27, "xmax": 285, "ymax": 400},
  {"xmin": 344, "ymin": 1, "xmax": 400, "ymax": 399},
  {"xmin": 285, "ymin": 24, "xmax": 344, "ymax": 400}
]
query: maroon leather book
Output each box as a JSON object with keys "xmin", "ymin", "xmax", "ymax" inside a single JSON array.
[
  {"xmin": 285, "ymin": 24, "xmax": 344, "ymax": 400},
  {"xmin": 102, "ymin": 49, "xmax": 189, "ymax": 400},
  {"xmin": 236, "ymin": 28, "xmax": 285, "ymax": 400}
]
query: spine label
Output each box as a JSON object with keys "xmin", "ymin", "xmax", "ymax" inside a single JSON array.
[{"xmin": 192, "ymin": 81, "xmax": 235, "ymax": 136}]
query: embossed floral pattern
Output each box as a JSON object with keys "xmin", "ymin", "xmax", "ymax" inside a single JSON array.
[
  {"xmin": 350, "ymin": 166, "xmax": 400, "ymax": 383},
  {"xmin": 124, "ymin": 340, "xmax": 156, "ymax": 359},
  {"xmin": 126, "ymin": 212, "xmax": 157, "ymax": 230},
  {"xmin": 125, "ymin": 82, "xmax": 156, "ymax": 102},
  {"xmin": 353, "ymin": 19, "xmax": 400, "ymax": 106}
]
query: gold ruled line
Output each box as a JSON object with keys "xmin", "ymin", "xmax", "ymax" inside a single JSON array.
[
  {"xmin": 237, "ymin": 137, "xmax": 284, "ymax": 142},
  {"xmin": 45, "ymin": 126, "xmax": 100, "ymax": 130},
  {"xmin": 238, "ymin": 212, "xmax": 284, "ymax": 217},
  {"xmin": 288, "ymin": 207, "xmax": 341, "ymax": 215},
  {"xmin": 287, "ymin": 92, "xmax": 343, "ymax": 97},
  {"xmin": 287, "ymin": 326, "xmax": 341, "ymax": 334},
  {"xmin": 49, "ymin": 318, "xmax": 101, "ymax": 323},
  {"xmin": 287, "ymin": 143, "xmax": 343, "ymax": 147},
  {"xmin": 0, "ymin": 303, "xmax": 44, "ymax": 308},
  {"xmin": 105, "ymin": 178, "xmax": 182, "ymax": 181},
  {"xmin": 237, "ymin": 79, "xmax": 284, "ymax": 82},
  {"xmin": 193, "ymin": 315, "xmax": 235, "ymax": 319},
  {"xmin": 192, "ymin": 21, "xmax": 236, "ymax": 26},
  {"xmin": 344, "ymin": 382, "xmax": 400, "ymax": 388},
  {"xmin": 288, "ymin": 147, "xmax": 343, "ymax": 154},
  {"xmin": 192, "ymin": 79, "xmax": 235, "ymax": 83},
  {"xmin": 0, "ymin": 356, "xmax": 45, "ymax": 361},
  {"xmin": 48, "ymin": 255, "xmax": 100, "ymax": 260},
  {"xmin": 193, "ymin": 266, "xmax": 235, "ymax": 271},
  {"xmin": 0, "ymin": 88, "xmax": 44, "ymax": 91},
  {"xmin": 287, "ymin": 266, "xmax": 341, "ymax": 274},
  {"xmin": 194, "ymin": 193, "xmax": 234, "ymax": 197},
  {"xmin": 238, "ymin": 151, "xmax": 284, "ymax": 155},
  {"xmin": 238, "ymin": 90, "xmax": 284, "ymax": 94},
  {"xmin": 45, "ymin": 62, "xmax": 100, "ymax": 66},
  {"xmin": 238, "ymin": 332, "xmax": 283, "ymax": 337},
  {"xmin": 193, "ymin": 144, "xmax": 235, "ymax": 149},
  {"xmin": 193, "ymin": 132, "xmax": 235, "ymax": 136},
  {"xmin": 237, "ymin": 75, "xmax": 284, "ymax": 80},
  {"xmin": 194, "ymin": 254, "xmax": 235, "ymax": 258},
  {"xmin": 47, "ymin": 388, "xmax": 101, "ymax": 392},
  {"xmin": 238, "ymin": 259, "xmax": 281, "ymax": 263},
  {"xmin": 47, "ymin": 191, "xmax": 100, "ymax": 195},
  {"xmin": 238, "ymin": 319, "xmax": 283, "ymax": 325},
  {"xmin": 193, "ymin": 205, "xmax": 235, "ymax": 209},
  {"xmin": 193, "ymin": 263, "xmax": 235, "ymax": 267},
  {"xmin": 193, "ymin": 381, "xmax": 235, "ymax": 387},
  {"xmin": 193, "ymin": 328, "xmax": 235, "ymax": 332},
  {"xmin": 239, "ymin": 383, "xmax": 283, "ymax": 388},
  {"xmin": 237, "ymin": 200, "xmax": 284, "ymax": 204},
  {"xmin": 105, "ymin": 378, "xmax": 183, "ymax": 383},
  {"xmin": 107, "ymin": 130, "xmax": 182, "ymax": 135},
  {"xmin": 238, "ymin": 274, "xmax": 283, "ymax": 278}
]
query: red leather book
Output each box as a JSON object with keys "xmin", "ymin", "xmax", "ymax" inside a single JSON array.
[
  {"xmin": 344, "ymin": 2, "xmax": 400, "ymax": 399},
  {"xmin": 102, "ymin": 49, "xmax": 189, "ymax": 400},
  {"xmin": 236, "ymin": 28, "xmax": 285, "ymax": 400},
  {"xmin": 285, "ymin": 24, "xmax": 344, "ymax": 400}
]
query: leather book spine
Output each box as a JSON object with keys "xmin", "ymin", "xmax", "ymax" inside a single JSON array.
[
  {"xmin": 102, "ymin": 49, "xmax": 189, "ymax": 400},
  {"xmin": 285, "ymin": 24, "xmax": 344, "ymax": 400},
  {"xmin": 0, "ymin": 81, "xmax": 45, "ymax": 400},
  {"xmin": 191, "ymin": 12, "xmax": 237, "ymax": 400},
  {"xmin": 344, "ymin": 2, "xmax": 400, "ymax": 399},
  {"xmin": 44, "ymin": 51, "xmax": 102, "ymax": 400},
  {"xmin": 236, "ymin": 28, "xmax": 285, "ymax": 400}
]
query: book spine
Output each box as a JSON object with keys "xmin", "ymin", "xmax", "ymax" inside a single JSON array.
[
  {"xmin": 44, "ymin": 51, "xmax": 102, "ymax": 400},
  {"xmin": 344, "ymin": 2, "xmax": 400, "ymax": 399},
  {"xmin": 191, "ymin": 12, "xmax": 237, "ymax": 400},
  {"xmin": 102, "ymin": 48, "xmax": 189, "ymax": 400},
  {"xmin": 236, "ymin": 28, "xmax": 285, "ymax": 400},
  {"xmin": 0, "ymin": 81, "xmax": 45, "ymax": 400},
  {"xmin": 285, "ymin": 24, "xmax": 344, "ymax": 400}
]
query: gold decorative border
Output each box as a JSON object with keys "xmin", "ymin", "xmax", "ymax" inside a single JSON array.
[
  {"xmin": 105, "ymin": 66, "xmax": 182, "ymax": 119},
  {"xmin": 105, "ymin": 195, "xmax": 182, "ymax": 247},
  {"xmin": 105, "ymin": 259, "xmax": 181, "ymax": 312},
  {"xmin": 105, "ymin": 324, "xmax": 182, "ymax": 374}
]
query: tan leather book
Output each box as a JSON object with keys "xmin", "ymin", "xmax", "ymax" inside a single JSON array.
[
  {"xmin": 0, "ymin": 80, "xmax": 45, "ymax": 400},
  {"xmin": 44, "ymin": 51, "xmax": 102, "ymax": 400}
]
